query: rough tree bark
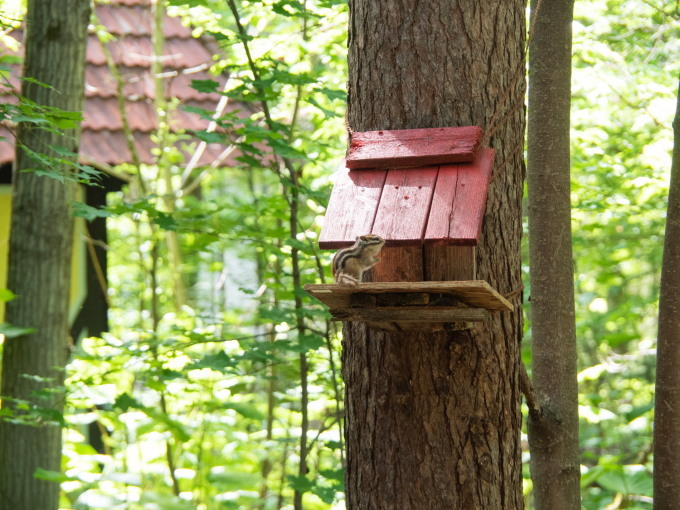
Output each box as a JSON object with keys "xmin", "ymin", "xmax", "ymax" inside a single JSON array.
[
  {"xmin": 343, "ymin": 1, "xmax": 526, "ymax": 508},
  {"xmin": 0, "ymin": 1, "xmax": 91, "ymax": 509},
  {"xmin": 653, "ymin": 78, "xmax": 680, "ymax": 510},
  {"xmin": 526, "ymin": 0, "xmax": 581, "ymax": 508}
]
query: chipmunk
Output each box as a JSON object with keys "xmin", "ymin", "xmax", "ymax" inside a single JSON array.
[{"xmin": 332, "ymin": 234, "xmax": 385, "ymax": 285}]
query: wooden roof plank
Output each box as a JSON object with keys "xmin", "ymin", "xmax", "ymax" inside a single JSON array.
[
  {"xmin": 371, "ymin": 167, "xmax": 439, "ymax": 246},
  {"xmin": 346, "ymin": 126, "xmax": 482, "ymax": 170},
  {"xmin": 424, "ymin": 148, "xmax": 495, "ymax": 246},
  {"xmin": 318, "ymin": 163, "xmax": 387, "ymax": 249},
  {"xmin": 424, "ymin": 163, "xmax": 461, "ymax": 243}
]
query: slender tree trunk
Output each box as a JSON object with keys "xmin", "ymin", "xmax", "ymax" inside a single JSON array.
[
  {"xmin": 526, "ymin": 0, "xmax": 581, "ymax": 508},
  {"xmin": 0, "ymin": 1, "xmax": 90, "ymax": 509},
  {"xmin": 343, "ymin": 1, "xmax": 526, "ymax": 508},
  {"xmin": 653, "ymin": 78, "xmax": 680, "ymax": 510}
]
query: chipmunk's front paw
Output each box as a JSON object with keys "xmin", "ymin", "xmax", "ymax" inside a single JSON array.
[{"xmin": 336, "ymin": 274, "xmax": 359, "ymax": 286}]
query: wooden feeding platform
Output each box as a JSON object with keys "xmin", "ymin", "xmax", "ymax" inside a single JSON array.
[
  {"xmin": 304, "ymin": 281, "xmax": 512, "ymax": 331},
  {"xmin": 308, "ymin": 126, "xmax": 512, "ymax": 330}
]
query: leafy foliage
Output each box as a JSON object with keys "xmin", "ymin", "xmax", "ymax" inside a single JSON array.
[
  {"xmin": 59, "ymin": 1, "xmax": 349, "ymax": 508},
  {"xmin": 0, "ymin": 67, "xmax": 102, "ymax": 186},
  {"xmin": 0, "ymin": 0, "xmax": 676, "ymax": 508}
]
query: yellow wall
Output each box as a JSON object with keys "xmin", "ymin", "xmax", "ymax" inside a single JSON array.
[
  {"xmin": 0, "ymin": 185, "xmax": 86, "ymax": 324},
  {"xmin": 0, "ymin": 186, "xmax": 10, "ymax": 321}
]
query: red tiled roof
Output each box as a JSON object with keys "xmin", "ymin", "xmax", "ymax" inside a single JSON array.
[{"xmin": 0, "ymin": 0, "xmax": 240, "ymax": 168}]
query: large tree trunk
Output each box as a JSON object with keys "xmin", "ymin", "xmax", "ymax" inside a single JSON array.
[
  {"xmin": 343, "ymin": 1, "xmax": 526, "ymax": 508},
  {"xmin": 0, "ymin": 1, "xmax": 91, "ymax": 509},
  {"xmin": 653, "ymin": 78, "xmax": 680, "ymax": 510},
  {"xmin": 526, "ymin": 0, "xmax": 581, "ymax": 509}
]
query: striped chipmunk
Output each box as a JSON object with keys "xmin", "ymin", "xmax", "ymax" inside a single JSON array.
[{"xmin": 332, "ymin": 234, "xmax": 385, "ymax": 285}]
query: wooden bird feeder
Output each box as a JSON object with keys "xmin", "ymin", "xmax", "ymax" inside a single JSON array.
[{"xmin": 304, "ymin": 126, "xmax": 512, "ymax": 331}]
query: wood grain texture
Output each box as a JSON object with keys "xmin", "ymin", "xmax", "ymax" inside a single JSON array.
[
  {"xmin": 344, "ymin": 0, "xmax": 526, "ymax": 507},
  {"xmin": 321, "ymin": 150, "xmax": 493, "ymax": 247},
  {"xmin": 653, "ymin": 76, "xmax": 680, "ymax": 510},
  {"xmin": 0, "ymin": 1, "xmax": 91, "ymax": 509},
  {"xmin": 371, "ymin": 246, "xmax": 423, "ymax": 282},
  {"xmin": 526, "ymin": 0, "xmax": 581, "ymax": 507},
  {"xmin": 371, "ymin": 167, "xmax": 438, "ymax": 245},
  {"xmin": 319, "ymin": 162, "xmax": 386, "ymax": 249},
  {"xmin": 346, "ymin": 126, "xmax": 482, "ymax": 169},
  {"xmin": 332, "ymin": 306, "xmax": 489, "ymax": 323},
  {"xmin": 305, "ymin": 280, "xmax": 512, "ymax": 311},
  {"xmin": 425, "ymin": 148, "xmax": 495, "ymax": 245},
  {"xmin": 424, "ymin": 245, "xmax": 476, "ymax": 280}
]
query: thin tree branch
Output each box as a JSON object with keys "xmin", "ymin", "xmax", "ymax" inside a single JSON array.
[{"xmin": 520, "ymin": 362, "xmax": 542, "ymax": 417}]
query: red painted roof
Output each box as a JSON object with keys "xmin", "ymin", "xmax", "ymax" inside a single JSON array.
[
  {"xmin": 346, "ymin": 126, "xmax": 482, "ymax": 169},
  {"xmin": 0, "ymin": 0, "xmax": 240, "ymax": 168},
  {"xmin": 319, "ymin": 127, "xmax": 494, "ymax": 248}
]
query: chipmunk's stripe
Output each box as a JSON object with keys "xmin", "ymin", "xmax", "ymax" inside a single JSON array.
[
  {"xmin": 332, "ymin": 247, "xmax": 362, "ymax": 275},
  {"xmin": 332, "ymin": 235, "xmax": 384, "ymax": 279}
]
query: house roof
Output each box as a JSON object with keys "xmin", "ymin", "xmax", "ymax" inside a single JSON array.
[
  {"xmin": 0, "ymin": 0, "xmax": 237, "ymax": 169},
  {"xmin": 318, "ymin": 127, "xmax": 494, "ymax": 249}
]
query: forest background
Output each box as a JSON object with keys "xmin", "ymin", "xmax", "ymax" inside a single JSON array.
[{"xmin": 0, "ymin": 0, "xmax": 678, "ymax": 509}]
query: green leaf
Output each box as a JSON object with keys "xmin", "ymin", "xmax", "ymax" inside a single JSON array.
[
  {"xmin": 34, "ymin": 468, "xmax": 78, "ymax": 483},
  {"xmin": 597, "ymin": 465, "xmax": 652, "ymax": 496},
  {"xmin": 272, "ymin": 0, "xmax": 323, "ymax": 18},
  {"xmin": 322, "ymin": 440, "xmax": 343, "ymax": 451},
  {"xmin": 148, "ymin": 411, "xmax": 191, "ymax": 443},
  {"xmin": 153, "ymin": 211, "xmax": 177, "ymax": 231},
  {"xmin": 284, "ymin": 237, "xmax": 308, "ymax": 251},
  {"xmin": 0, "ymin": 322, "xmax": 36, "ymax": 338},
  {"xmin": 306, "ymin": 96, "xmax": 342, "ymax": 119},
  {"xmin": 205, "ymin": 30, "xmax": 233, "ymax": 42},
  {"xmin": 316, "ymin": 0, "xmax": 348, "ymax": 7},
  {"xmin": 30, "ymin": 168, "xmax": 67, "ymax": 183},
  {"xmin": 314, "ymin": 86, "xmax": 346, "ymax": 102},
  {"xmin": 50, "ymin": 145, "xmax": 79, "ymax": 158},
  {"xmin": 187, "ymin": 351, "xmax": 237, "ymax": 372},
  {"xmin": 10, "ymin": 114, "xmax": 49, "ymax": 125},
  {"xmin": 259, "ymin": 306, "xmax": 296, "ymax": 324},
  {"xmin": 191, "ymin": 79, "xmax": 220, "ymax": 94},
  {"xmin": 319, "ymin": 468, "xmax": 344, "ymax": 482},
  {"xmin": 114, "ymin": 393, "xmax": 191, "ymax": 442},
  {"xmin": 287, "ymin": 474, "xmax": 314, "ymax": 493},
  {"xmin": 580, "ymin": 465, "xmax": 605, "ymax": 489},
  {"xmin": 312, "ymin": 484, "xmax": 337, "ymax": 504},
  {"xmin": 72, "ymin": 201, "xmax": 112, "ymax": 221},
  {"xmin": 207, "ymin": 470, "xmax": 260, "ymax": 488},
  {"xmin": 183, "ymin": 104, "xmax": 216, "ymax": 121},
  {"xmin": 0, "ymin": 289, "xmax": 16, "ymax": 302},
  {"xmin": 223, "ymin": 401, "xmax": 265, "ymax": 420},
  {"xmin": 194, "ymin": 129, "xmax": 226, "ymax": 144},
  {"xmin": 113, "ymin": 392, "xmax": 141, "ymax": 412},
  {"xmin": 20, "ymin": 76, "xmax": 55, "ymax": 90},
  {"xmin": 624, "ymin": 403, "xmax": 653, "ymax": 423},
  {"xmin": 298, "ymin": 333, "xmax": 325, "ymax": 351},
  {"xmin": 268, "ymin": 138, "xmax": 307, "ymax": 159},
  {"xmin": 271, "ymin": 69, "xmax": 317, "ymax": 86}
]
